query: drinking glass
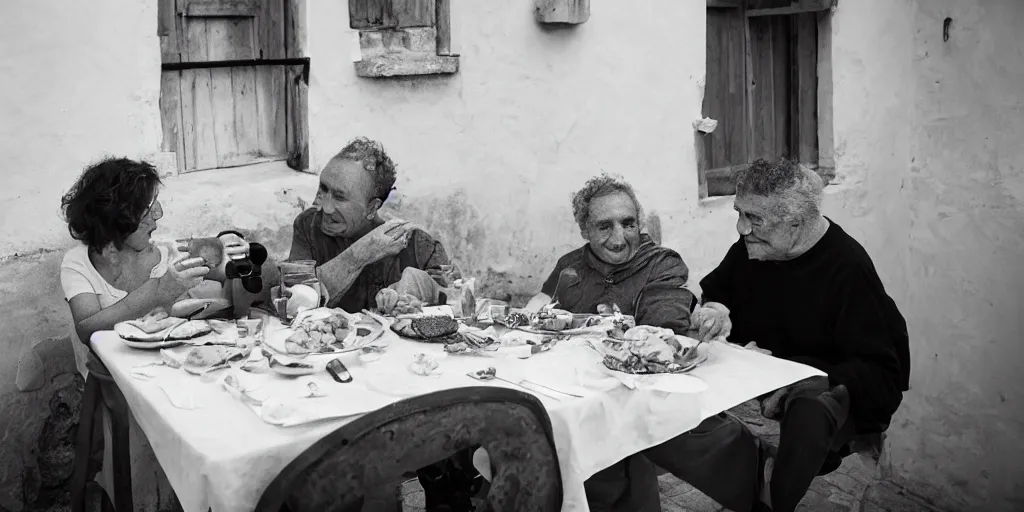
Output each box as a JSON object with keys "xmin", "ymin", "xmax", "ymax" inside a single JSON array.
[{"xmin": 275, "ymin": 260, "xmax": 321, "ymax": 320}]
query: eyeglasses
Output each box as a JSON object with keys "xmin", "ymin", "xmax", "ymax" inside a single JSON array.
[{"xmin": 142, "ymin": 198, "xmax": 163, "ymax": 221}]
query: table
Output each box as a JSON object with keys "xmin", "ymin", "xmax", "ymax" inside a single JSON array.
[{"xmin": 91, "ymin": 324, "xmax": 823, "ymax": 512}]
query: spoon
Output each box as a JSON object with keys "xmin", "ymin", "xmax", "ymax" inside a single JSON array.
[{"xmin": 468, "ymin": 368, "xmax": 566, "ymax": 401}]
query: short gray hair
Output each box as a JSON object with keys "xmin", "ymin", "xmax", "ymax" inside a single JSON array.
[
  {"xmin": 331, "ymin": 137, "xmax": 397, "ymax": 202},
  {"xmin": 734, "ymin": 159, "xmax": 824, "ymax": 221},
  {"xmin": 571, "ymin": 173, "xmax": 644, "ymax": 231}
]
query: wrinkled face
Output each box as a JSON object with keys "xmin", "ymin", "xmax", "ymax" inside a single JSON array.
[
  {"xmin": 583, "ymin": 192, "xmax": 642, "ymax": 265},
  {"xmin": 124, "ymin": 192, "xmax": 162, "ymax": 251},
  {"xmin": 733, "ymin": 194, "xmax": 800, "ymax": 261},
  {"xmin": 317, "ymin": 158, "xmax": 379, "ymax": 237}
]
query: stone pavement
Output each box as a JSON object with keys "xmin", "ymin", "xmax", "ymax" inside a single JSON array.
[
  {"xmin": 399, "ymin": 400, "xmax": 944, "ymax": 512},
  {"xmin": 399, "ymin": 453, "xmax": 940, "ymax": 511}
]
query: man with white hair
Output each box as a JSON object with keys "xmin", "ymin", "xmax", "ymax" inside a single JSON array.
[{"xmin": 693, "ymin": 158, "xmax": 910, "ymax": 512}]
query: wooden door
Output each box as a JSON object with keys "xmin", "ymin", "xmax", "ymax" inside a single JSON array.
[{"xmin": 159, "ymin": 0, "xmax": 290, "ymax": 172}]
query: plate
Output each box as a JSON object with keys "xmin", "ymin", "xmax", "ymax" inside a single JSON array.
[
  {"xmin": 114, "ymin": 319, "xmax": 213, "ymax": 343},
  {"xmin": 262, "ymin": 311, "xmax": 388, "ymax": 357},
  {"xmin": 602, "ymin": 350, "xmax": 708, "ymax": 375},
  {"xmin": 121, "ymin": 339, "xmax": 188, "ymax": 350}
]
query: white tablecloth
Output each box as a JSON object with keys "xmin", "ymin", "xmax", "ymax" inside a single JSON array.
[{"xmin": 91, "ymin": 328, "xmax": 823, "ymax": 512}]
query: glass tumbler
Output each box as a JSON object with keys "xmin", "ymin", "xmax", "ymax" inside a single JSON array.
[{"xmin": 275, "ymin": 260, "xmax": 321, "ymax": 320}]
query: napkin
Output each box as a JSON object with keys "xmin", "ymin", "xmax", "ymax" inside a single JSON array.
[{"xmin": 158, "ymin": 381, "xmax": 203, "ymax": 410}]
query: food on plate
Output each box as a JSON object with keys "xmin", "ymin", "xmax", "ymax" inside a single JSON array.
[
  {"xmin": 182, "ymin": 345, "xmax": 249, "ymax": 375},
  {"xmin": 284, "ymin": 308, "xmax": 374, "ymax": 355},
  {"xmin": 115, "ymin": 316, "xmax": 213, "ymax": 342},
  {"xmin": 132, "ymin": 309, "xmax": 178, "ymax": 334},
  {"xmin": 529, "ymin": 307, "xmax": 573, "ymax": 331},
  {"xmin": 501, "ymin": 311, "xmax": 530, "ymax": 329},
  {"xmin": 601, "ymin": 326, "xmax": 701, "ymax": 374},
  {"xmin": 472, "ymin": 367, "xmax": 498, "ymax": 380},
  {"xmin": 444, "ymin": 342, "xmax": 474, "ymax": 355},
  {"xmin": 375, "ymin": 288, "xmax": 424, "ymax": 316},
  {"xmin": 391, "ymin": 315, "xmax": 459, "ymax": 340},
  {"xmin": 408, "ymin": 353, "xmax": 440, "ymax": 376}
]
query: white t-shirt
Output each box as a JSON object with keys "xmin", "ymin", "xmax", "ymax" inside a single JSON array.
[{"xmin": 60, "ymin": 242, "xmax": 174, "ymax": 377}]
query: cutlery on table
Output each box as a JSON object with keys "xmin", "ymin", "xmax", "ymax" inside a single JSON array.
[{"xmin": 468, "ymin": 367, "xmax": 573, "ymax": 401}]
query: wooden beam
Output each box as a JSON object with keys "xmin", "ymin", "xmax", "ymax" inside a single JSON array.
[
  {"xmin": 707, "ymin": 0, "xmax": 742, "ymax": 8},
  {"xmin": 747, "ymin": 0, "xmax": 834, "ymax": 17},
  {"xmin": 178, "ymin": 0, "xmax": 258, "ymax": 17},
  {"xmin": 436, "ymin": 0, "xmax": 452, "ymax": 55}
]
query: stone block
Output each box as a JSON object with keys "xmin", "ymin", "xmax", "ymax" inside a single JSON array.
[
  {"xmin": 535, "ymin": 0, "xmax": 590, "ymax": 24},
  {"xmin": 359, "ymin": 27, "xmax": 438, "ymax": 57},
  {"xmin": 355, "ymin": 54, "xmax": 459, "ymax": 78}
]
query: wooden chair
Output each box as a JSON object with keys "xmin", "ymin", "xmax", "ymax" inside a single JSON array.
[
  {"xmin": 254, "ymin": 386, "xmax": 563, "ymax": 512},
  {"xmin": 726, "ymin": 399, "xmax": 886, "ymax": 475},
  {"xmin": 70, "ymin": 358, "xmax": 134, "ymax": 512}
]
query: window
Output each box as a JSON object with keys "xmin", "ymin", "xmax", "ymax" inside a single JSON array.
[
  {"xmin": 349, "ymin": 0, "xmax": 459, "ymax": 77},
  {"xmin": 699, "ymin": 0, "xmax": 835, "ymax": 197}
]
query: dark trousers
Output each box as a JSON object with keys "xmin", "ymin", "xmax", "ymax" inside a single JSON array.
[
  {"xmin": 769, "ymin": 387, "xmax": 855, "ymax": 512},
  {"xmin": 584, "ymin": 413, "xmax": 761, "ymax": 512}
]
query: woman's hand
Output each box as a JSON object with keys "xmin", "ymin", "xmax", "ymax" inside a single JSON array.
[
  {"xmin": 157, "ymin": 254, "xmax": 209, "ymax": 301},
  {"xmin": 691, "ymin": 301, "xmax": 733, "ymax": 342},
  {"xmin": 219, "ymin": 232, "xmax": 250, "ymax": 261}
]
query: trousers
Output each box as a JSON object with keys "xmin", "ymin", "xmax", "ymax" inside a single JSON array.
[
  {"xmin": 584, "ymin": 412, "xmax": 761, "ymax": 512},
  {"xmin": 768, "ymin": 386, "xmax": 855, "ymax": 512}
]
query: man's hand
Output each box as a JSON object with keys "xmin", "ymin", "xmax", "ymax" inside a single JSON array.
[
  {"xmin": 760, "ymin": 376, "xmax": 831, "ymax": 420},
  {"xmin": 691, "ymin": 302, "xmax": 732, "ymax": 342},
  {"xmin": 350, "ymin": 219, "xmax": 419, "ymax": 267},
  {"xmin": 427, "ymin": 264, "xmax": 462, "ymax": 288}
]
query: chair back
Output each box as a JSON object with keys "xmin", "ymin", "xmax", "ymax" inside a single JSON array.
[{"xmin": 255, "ymin": 386, "xmax": 562, "ymax": 512}]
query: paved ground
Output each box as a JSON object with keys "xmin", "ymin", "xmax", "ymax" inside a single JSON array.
[{"xmin": 399, "ymin": 453, "xmax": 940, "ymax": 511}]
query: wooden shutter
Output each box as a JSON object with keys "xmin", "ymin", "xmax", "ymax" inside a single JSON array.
[
  {"xmin": 350, "ymin": 0, "xmax": 435, "ymax": 29},
  {"xmin": 700, "ymin": 2, "xmax": 823, "ymax": 197}
]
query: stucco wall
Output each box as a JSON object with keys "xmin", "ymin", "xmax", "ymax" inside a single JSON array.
[
  {"xmin": 306, "ymin": 0, "xmax": 709, "ymax": 299},
  {"xmin": 824, "ymin": 0, "xmax": 1024, "ymax": 510},
  {"xmin": 1, "ymin": 0, "xmax": 1022, "ymax": 510}
]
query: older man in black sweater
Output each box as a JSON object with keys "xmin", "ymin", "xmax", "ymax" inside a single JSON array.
[{"xmin": 693, "ymin": 159, "xmax": 910, "ymax": 512}]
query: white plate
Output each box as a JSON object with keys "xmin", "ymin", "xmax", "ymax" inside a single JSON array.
[
  {"xmin": 263, "ymin": 313, "xmax": 388, "ymax": 357},
  {"xmin": 122, "ymin": 339, "xmax": 188, "ymax": 350},
  {"xmin": 114, "ymin": 320, "xmax": 213, "ymax": 344}
]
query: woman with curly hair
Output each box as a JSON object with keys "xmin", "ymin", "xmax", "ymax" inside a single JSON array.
[
  {"xmin": 60, "ymin": 157, "xmax": 255, "ymax": 509},
  {"xmin": 59, "ymin": 157, "xmax": 246, "ymax": 377}
]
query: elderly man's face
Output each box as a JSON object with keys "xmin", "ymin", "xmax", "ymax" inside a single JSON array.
[
  {"xmin": 733, "ymin": 194, "xmax": 801, "ymax": 261},
  {"xmin": 317, "ymin": 158, "xmax": 378, "ymax": 238},
  {"xmin": 584, "ymin": 192, "xmax": 642, "ymax": 265}
]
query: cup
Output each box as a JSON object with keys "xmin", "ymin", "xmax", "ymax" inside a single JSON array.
[{"xmin": 275, "ymin": 260, "xmax": 321, "ymax": 321}]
